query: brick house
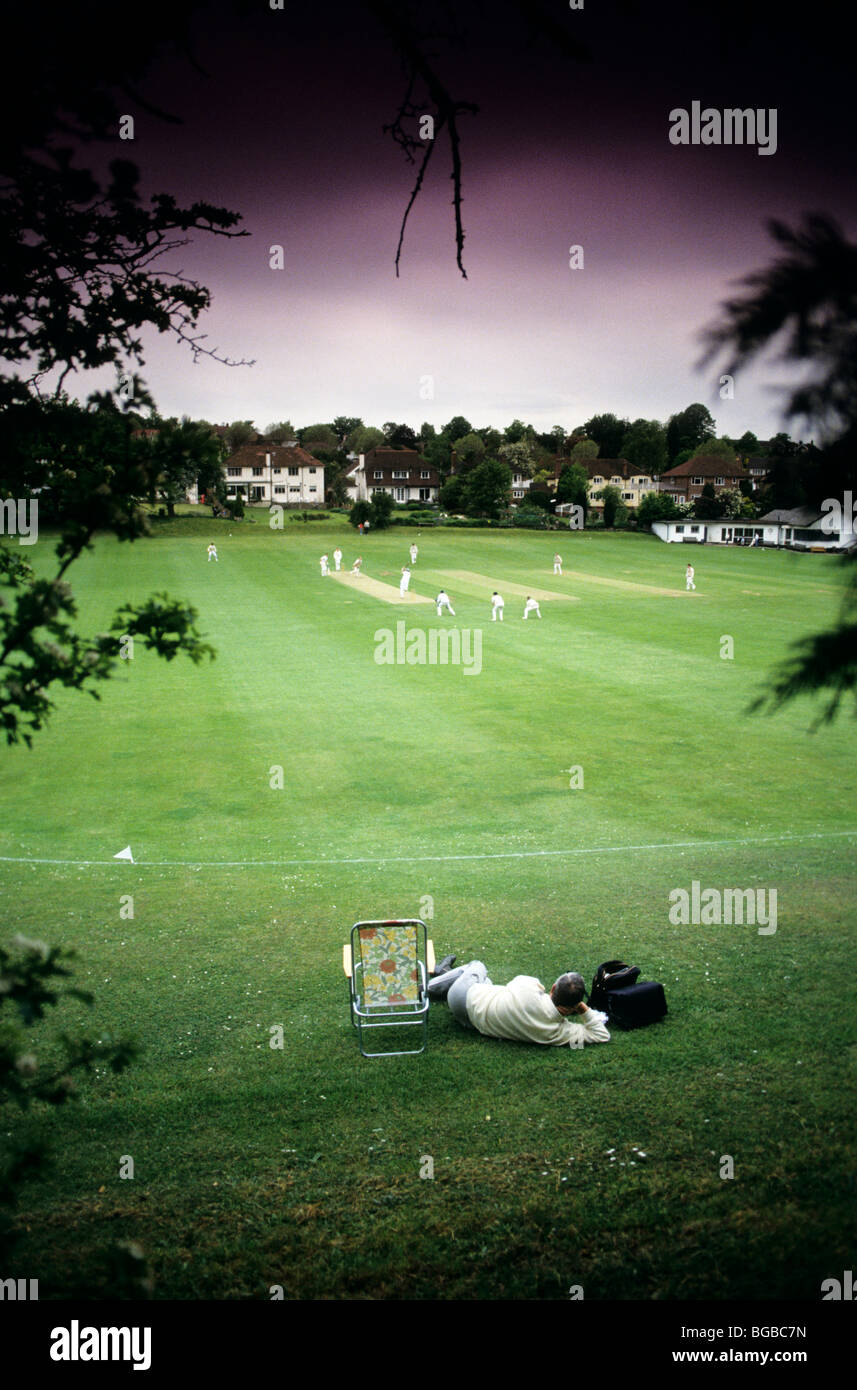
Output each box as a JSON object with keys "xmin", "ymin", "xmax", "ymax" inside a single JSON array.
[
  {"xmin": 346, "ymin": 448, "xmax": 439, "ymax": 504},
  {"xmin": 224, "ymin": 443, "xmax": 325, "ymax": 506},
  {"xmin": 658, "ymin": 455, "xmax": 749, "ymax": 505}
]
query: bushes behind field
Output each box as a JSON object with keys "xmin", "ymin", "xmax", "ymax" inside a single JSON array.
[
  {"xmin": 510, "ymin": 509, "xmax": 550, "ymax": 529},
  {"xmin": 393, "ymin": 511, "xmax": 439, "ymax": 526}
]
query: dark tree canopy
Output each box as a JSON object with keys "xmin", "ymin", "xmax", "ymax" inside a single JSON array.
[
  {"xmin": 584, "ymin": 413, "xmax": 630, "ymax": 459},
  {"xmin": 1, "ymin": 3, "xmax": 251, "ymax": 407},
  {"xmin": 666, "ymin": 404, "xmax": 716, "ymax": 465},
  {"xmin": 702, "ymin": 215, "xmax": 857, "ymax": 725}
]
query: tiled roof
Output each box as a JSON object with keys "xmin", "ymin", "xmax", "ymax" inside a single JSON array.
[
  {"xmin": 758, "ymin": 506, "xmax": 823, "ymax": 525},
  {"xmin": 662, "ymin": 456, "xmax": 748, "ymax": 479},
  {"xmin": 583, "ymin": 459, "xmax": 652, "ymax": 481},
  {"xmin": 363, "ymin": 447, "xmax": 425, "ymax": 464},
  {"xmin": 225, "ymin": 443, "xmax": 324, "ymax": 469}
]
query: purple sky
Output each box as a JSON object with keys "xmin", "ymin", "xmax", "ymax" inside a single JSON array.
[{"xmin": 65, "ymin": 1, "xmax": 857, "ymax": 442}]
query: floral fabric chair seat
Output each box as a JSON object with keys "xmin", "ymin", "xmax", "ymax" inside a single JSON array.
[{"xmin": 343, "ymin": 919, "xmax": 434, "ymax": 1057}]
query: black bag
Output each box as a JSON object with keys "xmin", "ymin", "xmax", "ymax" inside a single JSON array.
[
  {"xmin": 588, "ymin": 959, "xmax": 667, "ymax": 1030},
  {"xmin": 588, "ymin": 960, "xmax": 639, "ymax": 1013}
]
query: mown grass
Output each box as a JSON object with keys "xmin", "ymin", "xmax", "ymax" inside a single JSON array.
[{"xmin": 1, "ymin": 515, "xmax": 855, "ymax": 1298}]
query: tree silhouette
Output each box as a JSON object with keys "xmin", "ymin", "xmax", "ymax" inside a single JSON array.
[
  {"xmin": 368, "ymin": 0, "xmax": 588, "ymax": 277},
  {"xmin": 699, "ymin": 214, "xmax": 857, "ymax": 446},
  {"xmin": 701, "ymin": 214, "xmax": 857, "ymax": 726}
]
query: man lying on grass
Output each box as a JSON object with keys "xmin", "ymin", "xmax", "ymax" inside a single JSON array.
[{"xmin": 427, "ymin": 960, "xmax": 610, "ymax": 1049}]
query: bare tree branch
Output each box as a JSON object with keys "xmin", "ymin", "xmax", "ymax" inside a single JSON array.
[{"xmin": 366, "ymin": 0, "xmax": 478, "ymax": 277}]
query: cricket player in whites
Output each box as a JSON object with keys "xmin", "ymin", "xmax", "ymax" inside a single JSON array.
[
  {"xmin": 553, "ymin": 553, "xmax": 562, "ymax": 574},
  {"xmin": 686, "ymin": 563, "xmax": 696, "ymax": 591},
  {"xmin": 436, "ymin": 589, "xmax": 455, "ymax": 617},
  {"xmin": 333, "ymin": 547, "xmax": 343, "ymax": 571},
  {"xmin": 320, "ymin": 553, "xmax": 330, "ymax": 576},
  {"xmin": 207, "ymin": 542, "xmax": 218, "ymax": 562},
  {"xmin": 409, "ymin": 543, "xmax": 418, "ymax": 565},
  {"xmin": 351, "ymin": 556, "xmax": 363, "ymax": 575},
  {"xmin": 523, "ymin": 596, "xmax": 542, "ymax": 619},
  {"xmin": 491, "ymin": 592, "xmax": 505, "ymax": 621},
  {"xmin": 400, "ymin": 566, "xmax": 411, "ymax": 597}
]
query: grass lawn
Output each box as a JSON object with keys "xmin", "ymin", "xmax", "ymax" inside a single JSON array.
[{"xmin": 1, "ymin": 510, "xmax": 856, "ymax": 1300}]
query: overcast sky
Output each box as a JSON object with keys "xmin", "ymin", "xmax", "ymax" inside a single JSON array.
[{"xmin": 59, "ymin": 0, "xmax": 857, "ymax": 442}]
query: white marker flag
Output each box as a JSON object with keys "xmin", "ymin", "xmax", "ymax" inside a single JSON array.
[{"xmin": 114, "ymin": 846, "xmax": 134, "ymax": 862}]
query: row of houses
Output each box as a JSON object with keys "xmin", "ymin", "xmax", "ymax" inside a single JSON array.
[
  {"xmin": 213, "ymin": 443, "xmax": 442, "ymax": 508},
  {"xmin": 212, "ymin": 437, "xmax": 855, "ymax": 549},
  {"xmin": 208, "ymin": 439, "xmax": 856, "ymax": 550},
  {"xmin": 213, "ymin": 438, "xmax": 773, "ymax": 514}
]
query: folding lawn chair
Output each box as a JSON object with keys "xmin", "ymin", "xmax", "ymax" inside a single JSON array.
[{"xmin": 342, "ymin": 919, "xmax": 435, "ymax": 1057}]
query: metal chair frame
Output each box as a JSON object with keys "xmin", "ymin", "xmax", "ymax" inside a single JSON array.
[{"xmin": 343, "ymin": 919, "xmax": 435, "ymax": 1057}]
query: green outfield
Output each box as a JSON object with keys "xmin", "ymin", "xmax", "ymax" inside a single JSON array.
[{"xmin": 1, "ymin": 512, "xmax": 855, "ymax": 1300}]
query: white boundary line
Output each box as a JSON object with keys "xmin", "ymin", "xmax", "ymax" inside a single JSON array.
[{"xmin": 0, "ymin": 829, "xmax": 854, "ymax": 869}]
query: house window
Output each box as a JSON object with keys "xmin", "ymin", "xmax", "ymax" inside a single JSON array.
[
  {"xmin": 309, "ymin": 467, "xmax": 317, "ymax": 474},
  {"xmin": 289, "ymin": 467, "xmax": 299, "ymax": 476},
  {"xmin": 289, "ymin": 486, "xmax": 300, "ymax": 493},
  {"xmin": 612, "ymin": 476, "xmax": 621, "ymax": 484},
  {"xmin": 716, "ymin": 476, "xmax": 725, "ymax": 485},
  {"xmin": 274, "ymin": 486, "xmax": 285, "ymax": 494},
  {"xmin": 419, "ymin": 488, "xmax": 431, "ymax": 501},
  {"xmin": 393, "ymin": 470, "xmax": 409, "ymax": 479},
  {"xmin": 373, "ymin": 471, "xmax": 383, "ymax": 479},
  {"xmin": 252, "ymin": 467, "xmax": 263, "ymax": 476},
  {"xmin": 513, "ymin": 490, "xmax": 524, "ymax": 499},
  {"xmin": 691, "ymin": 476, "xmax": 703, "ymax": 485},
  {"xmin": 394, "ymin": 487, "xmax": 407, "ymax": 501},
  {"xmin": 309, "ymin": 486, "xmax": 317, "ymax": 493},
  {"xmin": 593, "ymin": 476, "xmax": 603, "ymax": 484},
  {"xmin": 273, "ymin": 468, "xmax": 281, "ymax": 474},
  {"xmin": 690, "ymin": 525, "xmax": 699, "ymax": 533},
  {"xmin": 227, "ymin": 467, "xmax": 241, "ymax": 476},
  {"xmin": 622, "ymin": 493, "xmax": 633, "ymax": 501},
  {"xmin": 421, "ymin": 470, "xmax": 430, "ymax": 479},
  {"xmin": 676, "ymin": 525, "xmax": 685, "ymax": 533}
]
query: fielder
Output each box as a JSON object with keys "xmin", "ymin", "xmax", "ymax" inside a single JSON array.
[
  {"xmin": 320, "ymin": 553, "xmax": 329, "ymax": 576},
  {"xmin": 351, "ymin": 556, "xmax": 363, "ymax": 575},
  {"xmin": 400, "ymin": 566, "xmax": 411, "ymax": 596},
  {"xmin": 553, "ymin": 553, "xmax": 562, "ymax": 574},
  {"xmin": 409, "ymin": 543, "xmax": 418, "ymax": 565},
  {"xmin": 523, "ymin": 596, "xmax": 542, "ymax": 619},
  {"xmin": 333, "ymin": 547, "xmax": 343, "ymax": 571},
  {"xmin": 686, "ymin": 563, "xmax": 696, "ymax": 591},
  {"xmin": 207, "ymin": 542, "xmax": 218, "ymax": 562},
  {"xmin": 491, "ymin": 592, "xmax": 505, "ymax": 622},
  {"xmin": 436, "ymin": 589, "xmax": 455, "ymax": 617}
]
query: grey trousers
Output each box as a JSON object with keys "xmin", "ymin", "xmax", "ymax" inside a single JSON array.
[{"xmin": 428, "ymin": 960, "xmax": 490, "ymax": 1027}]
